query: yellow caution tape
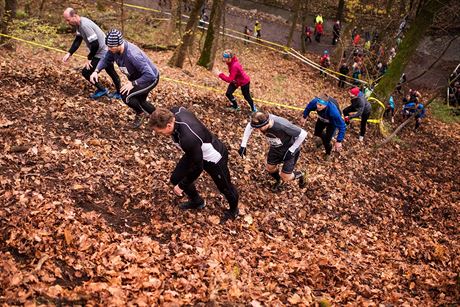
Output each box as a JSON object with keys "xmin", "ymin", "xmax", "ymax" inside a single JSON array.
[
  {"xmin": 114, "ymin": 1, "xmax": 375, "ymax": 85},
  {"xmin": 0, "ymin": 33, "xmax": 303, "ymax": 111}
]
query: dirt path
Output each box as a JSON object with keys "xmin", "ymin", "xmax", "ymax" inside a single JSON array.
[{"xmin": 126, "ymin": 0, "xmax": 338, "ymax": 54}]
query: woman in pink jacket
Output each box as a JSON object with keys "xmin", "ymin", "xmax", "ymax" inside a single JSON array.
[{"xmin": 213, "ymin": 50, "xmax": 257, "ymax": 112}]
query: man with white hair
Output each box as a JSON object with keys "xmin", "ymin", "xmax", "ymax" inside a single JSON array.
[{"xmin": 62, "ymin": 8, "xmax": 121, "ymax": 100}]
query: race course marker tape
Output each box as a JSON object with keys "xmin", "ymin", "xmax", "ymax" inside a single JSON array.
[{"xmin": 0, "ymin": 33, "xmax": 304, "ymax": 112}]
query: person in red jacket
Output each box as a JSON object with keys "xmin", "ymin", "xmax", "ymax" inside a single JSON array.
[
  {"xmin": 314, "ymin": 22, "xmax": 323, "ymax": 43},
  {"xmin": 213, "ymin": 50, "xmax": 257, "ymax": 112}
]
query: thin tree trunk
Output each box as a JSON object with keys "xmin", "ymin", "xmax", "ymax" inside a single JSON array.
[
  {"xmin": 197, "ymin": 0, "xmax": 224, "ymax": 70},
  {"xmin": 221, "ymin": 0, "xmax": 226, "ymax": 45},
  {"xmin": 169, "ymin": 0, "xmax": 205, "ymax": 68},
  {"xmin": 300, "ymin": 9, "xmax": 307, "ymax": 53},
  {"xmin": 0, "ymin": 0, "xmax": 5, "ymax": 43},
  {"xmin": 121, "ymin": 0, "xmax": 124, "ymax": 33},
  {"xmin": 167, "ymin": 0, "xmax": 180, "ymax": 37},
  {"xmin": 373, "ymin": 0, "xmax": 450, "ymax": 103},
  {"xmin": 385, "ymin": 0, "xmax": 395, "ymax": 15},
  {"xmin": 286, "ymin": 0, "xmax": 301, "ymax": 48},
  {"xmin": 336, "ymin": 0, "xmax": 345, "ymax": 22},
  {"xmin": 38, "ymin": 0, "xmax": 45, "ymax": 17},
  {"xmin": 399, "ymin": 0, "xmax": 407, "ymax": 16},
  {"xmin": 377, "ymin": 92, "xmax": 440, "ymax": 148},
  {"xmin": 5, "ymin": 0, "xmax": 16, "ymax": 21}
]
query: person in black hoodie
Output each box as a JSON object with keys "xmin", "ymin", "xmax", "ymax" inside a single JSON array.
[
  {"xmin": 343, "ymin": 87, "xmax": 372, "ymax": 141},
  {"xmin": 148, "ymin": 107, "xmax": 239, "ymax": 223},
  {"xmin": 338, "ymin": 62, "xmax": 349, "ymax": 88}
]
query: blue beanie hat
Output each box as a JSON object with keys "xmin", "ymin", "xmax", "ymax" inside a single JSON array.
[{"xmin": 106, "ymin": 29, "xmax": 124, "ymax": 47}]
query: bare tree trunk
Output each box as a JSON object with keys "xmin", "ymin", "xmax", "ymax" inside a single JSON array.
[
  {"xmin": 286, "ymin": 0, "xmax": 301, "ymax": 48},
  {"xmin": 38, "ymin": 0, "xmax": 46, "ymax": 17},
  {"xmin": 300, "ymin": 8, "xmax": 307, "ymax": 53},
  {"xmin": 221, "ymin": 0, "xmax": 226, "ymax": 45},
  {"xmin": 385, "ymin": 0, "xmax": 395, "ymax": 15},
  {"xmin": 1, "ymin": 0, "xmax": 17, "ymax": 43},
  {"xmin": 167, "ymin": 0, "xmax": 180, "ymax": 37},
  {"xmin": 377, "ymin": 93, "xmax": 440, "ymax": 148},
  {"xmin": 197, "ymin": 0, "xmax": 224, "ymax": 70},
  {"xmin": 169, "ymin": 0, "xmax": 205, "ymax": 68},
  {"xmin": 0, "ymin": 0, "xmax": 5, "ymax": 43},
  {"xmin": 373, "ymin": 0, "xmax": 449, "ymax": 102},
  {"xmin": 336, "ymin": 0, "xmax": 345, "ymax": 21},
  {"xmin": 121, "ymin": 0, "xmax": 124, "ymax": 33}
]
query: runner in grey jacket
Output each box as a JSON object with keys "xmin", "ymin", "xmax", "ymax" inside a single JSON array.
[
  {"xmin": 90, "ymin": 29, "xmax": 160, "ymax": 128},
  {"xmin": 238, "ymin": 111, "xmax": 308, "ymax": 192},
  {"xmin": 62, "ymin": 8, "xmax": 121, "ymax": 100},
  {"xmin": 343, "ymin": 87, "xmax": 372, "ymax": 141}
]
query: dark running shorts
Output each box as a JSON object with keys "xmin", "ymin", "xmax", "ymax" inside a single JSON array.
[{"xmin": 267, "ymin": 147, "xmax": 301, "ymax": 174}]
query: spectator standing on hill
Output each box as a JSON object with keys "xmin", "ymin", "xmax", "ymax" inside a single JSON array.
[
  {"xmin": 332, "ymin": 21, "xmax": 341, "ymax": 45},
  {"xmin": 254, "ymin": 21, "xmax": 262, "ymax": 39}
]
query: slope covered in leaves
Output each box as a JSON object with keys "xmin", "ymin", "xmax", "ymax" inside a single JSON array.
[{"xmin": 0, "ymin": 44, "xmax": 459, "ymax": 306}]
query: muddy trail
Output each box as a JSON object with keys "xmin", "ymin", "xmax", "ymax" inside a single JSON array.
[{"xmin": 0, "ymin": 47, "xmax": 459, "ymax": 304}]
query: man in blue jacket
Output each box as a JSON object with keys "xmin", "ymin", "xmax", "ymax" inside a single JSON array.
[
  {"xmin": 403, "ymin": 100, "xmax": 426, "ymax": 130},
  {"xmin": 90, "ymin": 29, "xmax": 160, "ymax": 128},
  {"xmin": 302, "ymin": 94, "xmax": 346, "ymax": 158}
]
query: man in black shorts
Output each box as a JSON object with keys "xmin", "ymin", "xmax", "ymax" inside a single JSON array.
[
  {"xmin": 148, "ymin": 107, "xmax": 239, "ymax": 222},
  {"xmin": 238, "ymin": 111, "xmax": 308, "ymax": 192}
]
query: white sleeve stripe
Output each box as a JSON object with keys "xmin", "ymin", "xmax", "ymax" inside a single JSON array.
[{"xmin": 87, "ymin": 34, "xmax": 98, "ymax": 42}]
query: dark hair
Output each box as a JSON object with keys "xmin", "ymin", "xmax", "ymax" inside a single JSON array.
[
  {"xmin": 148, "ymin": 108, "xmax": 174, "ymax": 129},
  {"xmin": 250, "ymin": 112, "xmax": 269, "ymax": 128}
]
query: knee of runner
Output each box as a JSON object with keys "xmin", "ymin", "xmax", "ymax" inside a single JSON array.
[{"xmin": 81, "ymin": 68, "xmax": 90, "ymax": 79}]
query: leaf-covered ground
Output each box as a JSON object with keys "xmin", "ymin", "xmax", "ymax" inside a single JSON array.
[{"xmin": 0, "ymin": 43, "xmax": 459, "ymax": 306}]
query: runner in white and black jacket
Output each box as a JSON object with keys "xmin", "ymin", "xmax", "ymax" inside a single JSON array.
[
  {"xmin": 148, "ymin": 107, "xmax": 239, "ymax": 222},
  {"xmin": 91, "ymin": 29, "xmax": 160, "ymax": 129},
  {"xmin": 239, "ymin": 111, "xmax": 308, "ymax": 192}
]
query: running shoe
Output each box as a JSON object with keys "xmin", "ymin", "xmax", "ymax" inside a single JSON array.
[
  {"xmin": 298, "ymin": 171, "xmax": 307, "ymax": 188},
  {"xmin": 179, "ymin": 200, "xmax": 206, "ymax": 210},
  {"xmin": 132, "ymin": 113, "xmax": 146, "ymax": 129},
  {"xmin": 90, "ymin": 88, "xmax": 108, "ymax": 100},
  {"xmin": 220, "ymin": 208, "xmax": 239, "ymax": 224},
  {"xmin": 108, "ymin": 92, "xmax": 122, "ymax": 100}
]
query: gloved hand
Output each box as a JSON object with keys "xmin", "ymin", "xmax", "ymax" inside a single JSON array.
[
  {"xmin": 238, "ymin": 146, "xmax": 247, "ymax": 158},
  {"xmin": 344, "ymin": 116, "xmax": 350, "ymax": 124}
]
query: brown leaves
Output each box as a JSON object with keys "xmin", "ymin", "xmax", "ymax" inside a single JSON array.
[{"xmin": 0, "ymin": 38, "xmax": 459, "ymax": 306}]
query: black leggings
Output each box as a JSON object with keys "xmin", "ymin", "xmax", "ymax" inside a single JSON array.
[
  {"xmin": 122, "ymin": 76, "xmax": 159, "ymax": 115},
  {"xmin": 343, "ymin": 106, "xmax": 371, "ymax": 137},
  {"xmin": 225, "ymin": 82, "xmax": 256, "ymax": 111},
  {"xmin": 82, "ymin": 57, "xmax": 121, "ymax": 92},
  {"xmin": 314, "ymin": 120, "xmax": 336, "ymax": 155},
  {"xmin": 384, "ymin": 107, "xmax": 394, "ymax": 118},
  {"xmin": 170, "ymin": 146, "xmax": 239, "ymax": 211}
]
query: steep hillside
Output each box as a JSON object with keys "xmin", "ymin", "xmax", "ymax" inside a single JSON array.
[{"xmin": 0, "ymin": 40, "xmax": 459, "ymax": 305}]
